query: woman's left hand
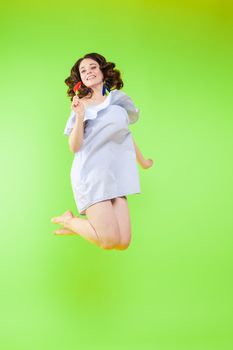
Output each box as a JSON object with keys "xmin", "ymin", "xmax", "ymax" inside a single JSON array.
[{"xmin": 141, "ymin": 158, "xmax": 154, "ymax": 169}]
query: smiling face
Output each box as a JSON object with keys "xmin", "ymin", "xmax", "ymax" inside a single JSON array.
[{"xmin": 79, "ymin": 58, "xmax": 104, "ymax": 88}]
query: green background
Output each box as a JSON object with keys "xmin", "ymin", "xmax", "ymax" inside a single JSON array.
[{"xmin": 0, "ymin": 0, "xmax": 233, "ymax": 349}]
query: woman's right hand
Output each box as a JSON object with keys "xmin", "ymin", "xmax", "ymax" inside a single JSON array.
[{"xmin": 71, "ymin": 95, "xmax": 85, "ymax": 118}]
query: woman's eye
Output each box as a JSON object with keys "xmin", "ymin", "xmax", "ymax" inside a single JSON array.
[{"xmin": 80, "ymin": 66, "xmax": 96, "ymax": 74}]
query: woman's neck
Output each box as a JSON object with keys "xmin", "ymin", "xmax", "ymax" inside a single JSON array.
[
  {"xmin": 87, "ymin": 83, "xmax": 103, "ymax": 99},
  {"xmin": 86, "ymin": 85, "xmax": 107, "ymax": 103}
]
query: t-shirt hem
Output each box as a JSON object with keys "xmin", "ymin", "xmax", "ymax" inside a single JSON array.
[{"xmin": 78, "ymin": 191, "xmax": 141, "ymax": 215}]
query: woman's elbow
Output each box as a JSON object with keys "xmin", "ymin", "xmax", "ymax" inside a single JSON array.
[
  {"xmin": 69, "ymin": 145, "xmax": 80, "ymax": 153},
  {"xmin": 68, "ymin": 141, "xmax": 79, "ymax": 153}
]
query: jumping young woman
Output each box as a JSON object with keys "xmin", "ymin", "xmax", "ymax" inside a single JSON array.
[{"xmin": 51, "ymin": 52, "xmax": 153, "ymax": 250}]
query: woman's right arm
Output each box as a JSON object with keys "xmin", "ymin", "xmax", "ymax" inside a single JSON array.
[
  {"xmin": 68, "ymin": 95, "xmax": 86, "ymax": 153},
  {"xmin": 68, "ymin": 113, "xmax": 84, "ymax": 153}
]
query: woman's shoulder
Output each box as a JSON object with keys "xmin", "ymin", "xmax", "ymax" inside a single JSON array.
[
  {"xmin": 110, "ymin": 89, "xmax": 130, "ymax": 101},
  {"xmin": 111, "ymin": 89, "xmax": 127, "ymax": 96},
  {"xmin": 110, "ymin": 89, "xmax": 140, "ymax": 124},
  {"xmin": 110, "ymin": 89, "xmax": 135, "ymax": 104}
]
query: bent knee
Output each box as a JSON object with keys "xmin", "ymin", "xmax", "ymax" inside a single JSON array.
[
  {"xmin": 99, "ymin": 231, "xmax": 121, "ymax": 250},
  {"xmin": 115, "ymin": 243, "xmax": 131, "ymax": 250},
  {"xmin": 116, "ymin": 236, "xmax": 132, "ymax": 250},
  {"xmin": 101, "ymin": 241, "xmax": 120, "ymax": 250}
]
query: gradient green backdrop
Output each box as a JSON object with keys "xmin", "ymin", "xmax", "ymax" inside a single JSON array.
[{"xmin": 0, "ymin": 0, "xmax": 233, "ymax": 349}]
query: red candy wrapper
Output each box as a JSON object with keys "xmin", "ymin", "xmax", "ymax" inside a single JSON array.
[{"xmin": 73, "ymin": 82, "xmax": 81, "ymax": 95}]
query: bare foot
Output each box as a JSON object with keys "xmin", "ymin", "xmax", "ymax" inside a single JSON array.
[{"xmin": 51, "ymin": 210, "xmax": 74, "ymax": 227}]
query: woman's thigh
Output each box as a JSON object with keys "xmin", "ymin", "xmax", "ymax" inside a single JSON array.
[
  {"xmin": 111, "ymin": 196, "xmax": 131, "ymax": 246},
  {"xmin": 85, "ymin": 199, "xmax": 121, "ymax": 245}
]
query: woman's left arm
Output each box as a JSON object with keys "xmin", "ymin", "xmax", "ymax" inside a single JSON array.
[{"xmin": 132, "ymin": 137, "xmax": 154, "ymax": 169}]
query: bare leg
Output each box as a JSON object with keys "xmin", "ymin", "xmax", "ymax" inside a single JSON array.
[
  {"xmin": 51, "ymin": 211, "xmax": 102, "ymax": 248},
  {"xmin": 111, "ymin": 197, "xmax": 132, "ymax": 250},
  {"xmin": 51, "ymin": 200, "xmax": 121, "ymax": 250}
]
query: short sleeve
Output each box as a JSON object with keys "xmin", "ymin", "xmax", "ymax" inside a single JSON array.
[
  {"xmin": 111, "ymin": 90, "xmax": 140, "ymax": 124},
  {"xmin": 63, "ymin": 110, "xmax": 76, "ymax": 136}
]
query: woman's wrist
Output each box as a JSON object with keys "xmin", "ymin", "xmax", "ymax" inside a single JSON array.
[{"xmin": 75, "ymin": 113, "xmax": 85, "ymax": 121}]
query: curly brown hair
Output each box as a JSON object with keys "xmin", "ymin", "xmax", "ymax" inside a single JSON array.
[
  {"xmin": 64, "ymin": 52, "xmax": 124, "ymax": 100},
  {"xmin": 64, "ymin": 53, "xmax": 124, "ymax": 134}
]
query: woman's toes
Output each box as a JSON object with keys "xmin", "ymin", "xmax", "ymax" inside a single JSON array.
[
  {"xmin": 51, "ymin": 216, "xmax": 66, "ymax": 225},
  {"xmin": 51, "ymin": 212, "xmax": 72, "ymax": 224},
  {"xmin": 53, "ymin": 228, "xmax": 76, "ymax": 235},
  {"xmin": 63, "ymin": 210, "xmax": 74, "ymax": 217},
  {"xmin": 51, "ymin": 216, "xmax": 60, "ymax": 224}
]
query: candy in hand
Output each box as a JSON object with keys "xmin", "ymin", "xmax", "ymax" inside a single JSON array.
[{"xmin": 73, "ymin": 82, "xmax": 82, "ymax": 95}]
